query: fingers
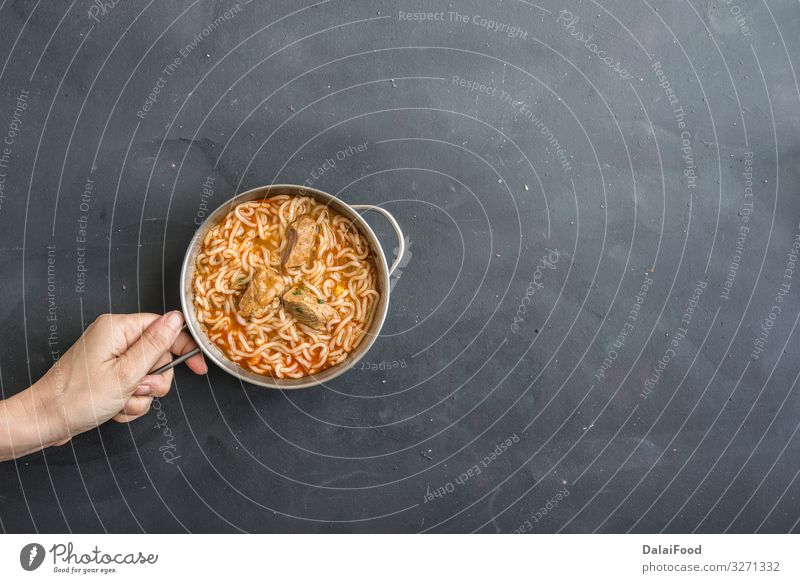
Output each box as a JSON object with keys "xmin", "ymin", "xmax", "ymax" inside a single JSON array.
[
  {"xmin": 111, "ymin": 395, "xmax": 153, "ymax": 423},
  {"xmin": 112, "ymin": 412, "xmax": 140, "ymax": 424},
  {"xmin": 171, "ymin": 331, "xmax": 208, "ymax": 374},
  {"xmin": 135, "ymin": 374, "xmax": 173, "ymax": 398},
  {"xmin": 147, "ymin": 350, "xmax": 172, "ymax": 375},
  {"xmin": 117, "ymin": 311, "xmax": 184, "ymax": 386},
  {"xmin": 89, "ymin": 313, "xmax": 160, "ymax": 360},
  {"xmin": 122, "ymin": 395, "xmax": 153, "ymax": 417}
]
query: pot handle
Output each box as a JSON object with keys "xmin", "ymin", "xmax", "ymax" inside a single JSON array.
[{"xmin": 351, "ymin": 204, "xmax": 405, "ymax": 276}]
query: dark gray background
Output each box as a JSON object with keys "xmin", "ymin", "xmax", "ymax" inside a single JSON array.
[{"xmin": 1, "ymin": 0, "xmax": 799, "ymax": 533}]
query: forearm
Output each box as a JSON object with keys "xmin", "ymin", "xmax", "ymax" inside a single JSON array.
[{"xmin": 0, "ymin": 381, "xmax": 65, "ymax": 462}]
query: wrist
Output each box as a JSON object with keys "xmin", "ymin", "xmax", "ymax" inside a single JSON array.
[
  {"xmin": 0, "ymin": 380, "xmax": 69, "ymax": 462},
  {"xmin": 28, "ymin": 375, "xmax": 71, "ymax": 444}
]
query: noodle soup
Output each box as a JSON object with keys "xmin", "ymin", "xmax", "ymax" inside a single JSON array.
[{"xmin": 192, "ymin": 195, "xmax": 380, "ymax": 379}]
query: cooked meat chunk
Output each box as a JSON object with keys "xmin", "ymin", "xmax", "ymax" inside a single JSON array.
[
  {"xmin": 282, "ymin": 284, "xmax": 335, "ymax": 330},
  {"xmin": 238, "ymin": 266, "xmax": 283, "ymax": 318},
  {"xmin": 282, "ymin": 215, "xmax": 317, "ymax": 267}
]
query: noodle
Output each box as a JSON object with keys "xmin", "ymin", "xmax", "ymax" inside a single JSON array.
[{"xmin": 193, "ymin": 195, "xmax": 379, "ymax": 378}]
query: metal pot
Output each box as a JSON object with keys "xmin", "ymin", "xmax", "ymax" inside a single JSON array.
[{"xmin": 179, "ymin": 184, "xmax": 404, "ymax": 389}]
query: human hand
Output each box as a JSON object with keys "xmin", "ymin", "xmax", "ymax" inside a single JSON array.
[{"xmin": 2, "ymin": 312, "xmax": 207, "ymax": 457}]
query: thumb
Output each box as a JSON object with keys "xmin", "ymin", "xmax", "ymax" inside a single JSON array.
[{"xmin": 119, "ymin": 311, "xmax": 184, "ymax": 384}]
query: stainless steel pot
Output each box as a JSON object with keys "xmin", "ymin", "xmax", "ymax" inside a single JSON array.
[{"xmin": 179, "ymin": 184, "xmax": 404, "ymax": 389}]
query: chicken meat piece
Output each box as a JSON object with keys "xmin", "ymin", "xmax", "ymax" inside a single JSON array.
[
  {"xmin": 238, "ymin": 266, "xmax": 283, "ymax": 318},
  {"xmin": 282, "ymin": 284, "xmax": 335, "ymax": 330},
  {"xmin": 282, "ymin": 215, "xmax": 317, "ymax": 268}
]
